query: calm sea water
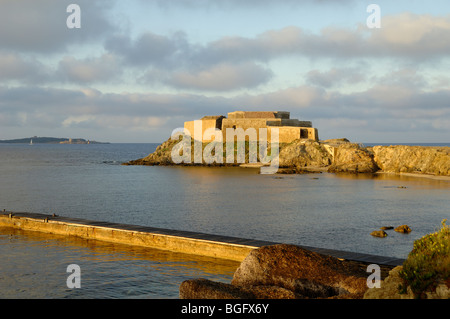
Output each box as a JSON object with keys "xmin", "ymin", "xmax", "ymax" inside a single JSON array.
[{"xmin": 0, "ymin": 142, "xmax": 449, "ymax": 298}]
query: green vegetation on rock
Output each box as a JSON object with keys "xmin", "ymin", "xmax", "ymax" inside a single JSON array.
[{"xmin": 399, "ymin": 219, "xmax": 450, "ymax": 298}]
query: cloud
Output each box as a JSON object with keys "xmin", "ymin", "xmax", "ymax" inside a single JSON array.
[
  {"xmin": 190, "ymin": 14, "xmax": 450, "ymax": 64},
  {"xmin": 1, "ymin": 82, "xmax": 449, "ymax": 142},
  {"xmin": 367, "ymin": 13, "xmax": 450, "ymax": 59},
  {"xmin": 0, "ymin": 0, "xmax": 116, "ymax": 53},
  {"xmin": 306, "ymin": 67, "xmax": 366, "ymax": 88},
  {"xmin": 57, "ymin": 54, "xmax": 122, "ymax": 83},
  {"xmin": 0, "ymin": 52, "xmax": 50, "ymax": 83},
  {"xmin": 162, "ymin": 62, "xmax": 273, "ymax": 91},
  {"xmin": 105, "ymin": 31, "xmax": 188, "ymax": 67}
]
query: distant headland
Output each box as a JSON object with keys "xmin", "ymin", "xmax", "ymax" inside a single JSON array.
[{"xmin": 0, "ymin": 136, "xmax": 109, "ymax": 144}]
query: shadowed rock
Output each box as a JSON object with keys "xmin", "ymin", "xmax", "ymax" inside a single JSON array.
[
  {"xmin": 231, "ymin": 244, "xmax": 369, "ymax": 298},
  {"xmin": 179, "ymin": 279, "xmax": 299, "ymax": 299}
]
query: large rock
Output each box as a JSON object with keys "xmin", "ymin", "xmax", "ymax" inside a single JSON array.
[
  {"xmin": 179, "ymin": 279, "xmax": 254, "ymax": 299},
  {"xmin": 179, "ymin": 279, "xmax": 298, "ymax": 299},
  {"xmin": 372, "ymin": 145, "xmax": 450, "ymax": 176},
  {"xmin": 278, "ymin": 140, "xmax": 333, "ymax": 169},
  {"xmin": 327, "ymin": 143, "xmax": 379, "ymax": 173},
  {"xmin": 231, "ymin": 244, "xmax": 369, "ymax": 298}
]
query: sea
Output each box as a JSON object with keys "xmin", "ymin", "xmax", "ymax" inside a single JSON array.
[{"xmin": 0, "ymin": 142, "xmax": 449, "ymax": 299}]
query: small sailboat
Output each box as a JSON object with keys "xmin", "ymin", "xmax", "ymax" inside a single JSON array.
[{"xmin": 29, "ymin": 139, "xmax": 33, "ymax": 145}]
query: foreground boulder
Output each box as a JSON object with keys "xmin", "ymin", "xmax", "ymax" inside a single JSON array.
[
  {"xmin": 179, "ymin": 279, "xmax": 297, "ymax": 299},
  {"xmin": 180, "ymin": 244, "xmax": 372, "ymax": 299},
  {"xmin": 231, "ymin": 244, "xmax": 368, "ymax": 298}
]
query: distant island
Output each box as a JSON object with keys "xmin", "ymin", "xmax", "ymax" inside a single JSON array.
[{"xmin": 0, "ymin": 136, "xmax": 109, "ymax": 144}]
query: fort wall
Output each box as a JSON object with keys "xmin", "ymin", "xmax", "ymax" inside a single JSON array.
[{"xmin": 183, "ymin": 111, "xmax": 318, "ymax": 144}]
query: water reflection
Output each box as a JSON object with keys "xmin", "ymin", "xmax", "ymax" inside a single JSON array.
[{"xmin": 0, "ymin": 227, "xmax": 240, "ymax": 299}]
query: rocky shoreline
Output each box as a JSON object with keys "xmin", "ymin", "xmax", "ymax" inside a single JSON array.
[
  {"xmin": 179, "ymin": 244, "xmax": 393, "ymax": 299},
  {"xmin": 179, "ymin": 243, "xmax": 449, "ymax": 299},
  {"xmin": 125, "ymin": 137, "xmax": 450, "ymax": 177}
]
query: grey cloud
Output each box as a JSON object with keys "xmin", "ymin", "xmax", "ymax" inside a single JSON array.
[
  {"xmin": 160, "ymin": 62, "xmax": 273, "ymax": 91},
  {"xmin": 97, "ymin": 12, "xmax": 450, "ymax": 92},
  {"xmin": 306, "ymin": 67, "xmax": 366, "ymax": 88},
  {"xmin": 0, "ymin": 0, "xmax": 116, "ymax": 53},
  {"xmin": 367, "ymin": 13, "xmax": 450, "ymax": 59},
  {"xmin": 1, "ymin": 83, "xmax": 449, "ymax": 142},
  {"xmin": 0, "ymin": 52, "xmax": 51, "ymax": 84},
  {"xmin": 192, "ymin": 14, "xmax": 450, "ymax": 64},
  {"xmin": 57, "ymin": 54, "xmax": 122, "ymax": 84},
  {"xmin": 105, "ymin": 31, "xmax": 188, "ymax": 67}
]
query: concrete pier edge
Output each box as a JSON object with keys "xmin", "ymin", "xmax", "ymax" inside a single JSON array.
[{"xmin": 0, "ymin": 211, "xmax": 404, "ymax": 266}]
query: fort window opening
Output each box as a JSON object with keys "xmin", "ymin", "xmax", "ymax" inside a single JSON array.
[{"xmin": 301, "ymin": 129, "xmax": 308, "ymax": 139}]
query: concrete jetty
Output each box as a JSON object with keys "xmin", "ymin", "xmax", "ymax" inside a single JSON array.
[{"xmin": 0, "ymin": 211, "xmax": 404, "ymax": 266}]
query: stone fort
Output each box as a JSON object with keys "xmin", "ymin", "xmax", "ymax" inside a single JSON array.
[{"xmin": 184, "ymin": 111, "xmax": 318, "ymax": 144}]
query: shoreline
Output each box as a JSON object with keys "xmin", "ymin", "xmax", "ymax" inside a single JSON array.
[
  {"xmin": 375, "ymin": 171, "xmax": 450, "ymax": 181},
  {"xmin": 125, "ymin": 137, "xmax": 450, "ymax": 178}
]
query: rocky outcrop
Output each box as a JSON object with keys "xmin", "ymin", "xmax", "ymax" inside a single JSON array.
[
  {"xmin": 179, "ymin": 244, "xmax": 373, "ymax": 299},
  {"xmin": 125, "ymin": 135, "xmax": 450, "ymax": 177},
  {"xmin": 363, "ymin": 266, "xmax": 450, "ymax": 299},
  {"xmin": 278, "ymin": 140, "xmax": 333, "ymax": 169},
  {"xmin": 327, "ymin": 142, "xmax": 379, "ymax": 173},
  {"xmin": 372, "ymin": 145, "xmax": 450, "ymax": 176},
  {"xmin": 126, "ymin": 138, "xmax": 180, "ymax": 166},
  {"xmin": 364, "ymin": 266, "xmax": 415, "ymax": 299}
]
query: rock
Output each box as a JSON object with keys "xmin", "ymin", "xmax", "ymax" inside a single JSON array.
[
  {"xmin": 179, "ymin": 279, "xmax": 298, "ymax": 299},
  {"xmin": 248, "ymin": 285, "xmax": 298, "ymax": 299},
  {"xmin": 425, "ymin": 281, "xmax": 450, "ymax": 299},
  {"xmin": 380, "ymin": 226, "xmax": 394, "ymax": 230},
  {"xmin": 327, "ymin": 143, "xmax": 379, "ymax": 173},
  {"xmin": 364, "ymin": 266, "xmax": 415, "ymax": 299},
  {"xmin": 179, "ymin": 279, "xmax": 253, "ymax": 299},
  {"xmin": 372, "ymin": 145, "xmax": 450, "ymax": 176},
  {"xmin": 371, "ymin": 230, "xmax": 388, "ymax": 237},
  {"xmin": 321, "ymin": 138, "xmax": 351, "ymax": 146},
  {"xmin": 125, "ymin": 135, "xmax": 450, "ymax": 178},
  {"xmin": 231, "ymin": 244, "xmax": 369, "ymax": 298},
  {"xmin": 278, "ymin": 140, "xmax": 333, "ymax": 169},
  {"xmin": 364, "ymin": 266, "xmax": 450, "ymax": 299},
  {"xmin": 395, "ymin": 225, "xmax": 412, "ymax": 233}
]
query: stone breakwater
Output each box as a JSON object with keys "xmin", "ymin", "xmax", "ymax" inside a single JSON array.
[{"xmin": 125, "ymin": 137, "xmax": 450, "ymax": 177}]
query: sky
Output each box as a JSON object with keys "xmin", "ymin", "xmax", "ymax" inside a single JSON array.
[{"xmin": 0, "ymin": 0, "xmax": 449, "ymax": 143}]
